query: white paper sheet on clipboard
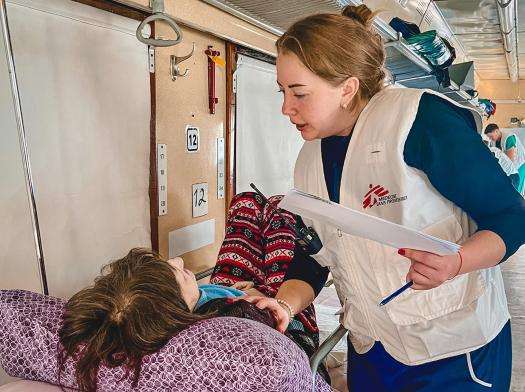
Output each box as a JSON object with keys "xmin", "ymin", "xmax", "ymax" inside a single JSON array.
[{"xmin": 278, "ymin": 189, "xmax": 460, "ymax": 256}]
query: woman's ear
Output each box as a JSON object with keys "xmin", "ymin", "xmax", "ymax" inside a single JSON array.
[{"xmin": 340, "ymin": 77, "xmax": 360, "ymax": 109}]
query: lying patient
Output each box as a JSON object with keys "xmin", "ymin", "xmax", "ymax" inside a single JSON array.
[{"xmin": 58, "ymin": 248, "xmax": 327, "ymax": 392}]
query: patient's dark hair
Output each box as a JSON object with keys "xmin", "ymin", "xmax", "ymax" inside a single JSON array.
[{"xmin": 58, "ymin": 248, "xmax": 210, "ymax": 392}]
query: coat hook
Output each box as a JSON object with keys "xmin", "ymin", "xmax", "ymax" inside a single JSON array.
[{"xmin": 170, "ymin": 42, "xmax": 195, "ymax": 80}]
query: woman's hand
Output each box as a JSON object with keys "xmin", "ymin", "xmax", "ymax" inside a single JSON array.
[
  {"xmin": 235, "ymin": 295, "xmax": 291, "ymax": 333},
  {"xmin": 400, "ymin": 248, "xmax": 461, "ymax": 290}
]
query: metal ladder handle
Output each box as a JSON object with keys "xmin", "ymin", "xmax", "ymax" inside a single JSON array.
[{"xmin": 136, "ymin": 13, "xmax": 183, "ymax": 47}]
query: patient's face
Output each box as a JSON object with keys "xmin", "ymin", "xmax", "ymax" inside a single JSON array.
[{"xmin": 167, "ymin": 257, "xmax": 200, "ymax": 311}]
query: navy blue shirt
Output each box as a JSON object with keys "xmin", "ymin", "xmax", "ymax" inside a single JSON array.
[{"xmin": 285, "ymin": 92, "xmax": 525, "ymax": 294}]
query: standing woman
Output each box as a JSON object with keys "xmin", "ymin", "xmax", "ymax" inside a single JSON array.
[{"xmin": 243, "ymin": 5, "xmax": 525, "ymax": 391}]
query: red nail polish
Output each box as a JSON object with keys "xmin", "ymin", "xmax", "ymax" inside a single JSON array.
[{"xmin": 398, "ymin": 249, "xmax": 406, "ymax": 256}]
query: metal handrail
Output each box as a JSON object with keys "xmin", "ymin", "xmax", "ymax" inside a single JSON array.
[
  {"xmin": 1, "ymin": 0, "xmax": 48, "ymax": 294},
  {"xmin": 310, "ymin": 324, "xmax": 348, "ymax": 390},
  {"xmin": 195, "ymin": 266, "xmax": 216, "ymax": 281},
  {"xmin": 196, "ymin": 267, "xmax": 336, "ymax": 287},
  {"xmin": 136, "ymin": 0, "xmax": 183, "ymax": 47}
]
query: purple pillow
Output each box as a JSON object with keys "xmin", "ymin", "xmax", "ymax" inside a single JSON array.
[{"xmin": 0, "ymin": 290, "xmax": 332, "ymax": 391}]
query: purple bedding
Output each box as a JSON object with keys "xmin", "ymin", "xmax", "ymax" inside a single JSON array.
[{"xmin": 0, "ymin": 290, "xmax": 332, "ymax": 391}]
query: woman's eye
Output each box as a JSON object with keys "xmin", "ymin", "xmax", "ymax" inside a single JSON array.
[
  {"xmin": 294, "ymin": 94, "xmax": 306, "ymax": 99},
  {"xmin": 277, "ymin": 89, "xmax": 284, "ymax": 94}
]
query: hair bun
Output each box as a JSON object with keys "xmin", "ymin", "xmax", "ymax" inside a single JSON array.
[{"xmin": 342, "ymin": 4, "xmax": 375, "ymax": 28}]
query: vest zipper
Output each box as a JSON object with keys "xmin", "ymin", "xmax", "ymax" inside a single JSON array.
[{"xmin": 340, "ymin": 236, "xmax": 379, "ymax": 340}]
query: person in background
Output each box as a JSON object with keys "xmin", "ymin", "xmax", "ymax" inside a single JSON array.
[
  {"xmin": 485, "ymin": 123, "xmax": 525, "ymax": 194},
  {"xmin": 489, "ymin": 146, "xmax": 520, "ymax": 191}
]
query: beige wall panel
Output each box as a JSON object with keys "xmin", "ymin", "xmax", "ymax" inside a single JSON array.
[
  {"xmin": 131, "ymin": 0, "xmax": 277, "ymax": 55},
  {"xmin": 481, "ymin": 104, "xmax": 525, "ymax": 128},
  {"xmin": 477, "ymin": 79, "xmax": 521, "ymax": 100},
  {"xmin": 155, "ymin": 23, "xmax": 226, "ymax": 273},
  {"xmin": 131, "ymin": 0, "xmax": 277, "ymax": 273},
  {"xmin": 165, "ymin": 0, "xmax": 276, "ymax": 55},
  {"xmin": 478, "ymin": 80, "xmax": 525, "ymax": 126}
]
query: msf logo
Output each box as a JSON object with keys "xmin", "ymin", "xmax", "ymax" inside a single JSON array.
[
  {"xmin": 363, "ymin": 184, "xmax": 408, "ymax": 209},
  {"xmin": 363, "ymin": 184, "xmax": 389, "ymax": 209}
]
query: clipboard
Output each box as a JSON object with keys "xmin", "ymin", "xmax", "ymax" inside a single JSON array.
[{"xmin": 278, "ymin": 189, "xmax": 460, "ymax": 256}]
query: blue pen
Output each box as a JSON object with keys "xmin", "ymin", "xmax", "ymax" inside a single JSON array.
[{"xmin": 379, "ymin": 280, "xmax": 413, "ymax": 307}]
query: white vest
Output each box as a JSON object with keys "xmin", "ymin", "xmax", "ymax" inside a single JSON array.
[
  {"xmin": 294, "ymin": 87, "xmax": 509, "ymax": 365},
  {"xmin": 490, "ymin": 146, "xmax": 518, "ymax": 176},
  {"xmin": 501, "ymin": 131, "xmax": 525, "ymax": 169}
]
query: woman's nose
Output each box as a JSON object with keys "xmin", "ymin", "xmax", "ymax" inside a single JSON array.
[{"xmin": 281, "ymin": 94, "xmax": 296, "ymax": 117}]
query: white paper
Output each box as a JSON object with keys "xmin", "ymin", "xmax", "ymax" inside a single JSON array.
[{"xmin": 278, "ymin": 189, "xmax": 460, "ymax": 256}]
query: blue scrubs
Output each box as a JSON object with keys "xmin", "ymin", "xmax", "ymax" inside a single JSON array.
[
  {"xmin": 348, "ymin": 321, "xmax": 512, "ymax": 391},
  {"xmin": 285, "ymin": 92, "xmax": 525, "ymax": 390}
]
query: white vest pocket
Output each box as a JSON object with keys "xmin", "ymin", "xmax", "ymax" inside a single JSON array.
[
  {"xmin": 384, "ymin": 270, "xmax": 486, "ymax": 326},
  {"xmin": 367, "ymin": 214, "xmax": 487, "ymax": 326}
]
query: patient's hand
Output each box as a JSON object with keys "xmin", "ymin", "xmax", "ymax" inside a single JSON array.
[
  {"xmin": 244, "ymin": 287, "xmax": 265, "ymax": 297},
  {"xmin": 232, "ymin": 281, "xmax": 265, "ymax": 297},
  {"xmin": 232, "ymin": 281, "xmax": 255, "ymax": 290}
]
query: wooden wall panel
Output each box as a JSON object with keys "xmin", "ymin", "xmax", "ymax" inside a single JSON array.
[
  {"xmin": 155, "ymin": 23, "xmax": 227, "ymax": 273},
  {"xmin": 72, "ymin": 0, "xmax": 149, "ymax": 19},
  {"xmin": 164, "ymin": 0, "xmax": 276, "ymax": 55},
  {"xmin": 225, "ymin": 42, "xmax": 236, "ymax": 215}
]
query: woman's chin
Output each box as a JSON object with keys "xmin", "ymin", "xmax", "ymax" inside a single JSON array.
[{"xmin": 300, "ymin": 129, "xmax": 319, "ymax": 141}]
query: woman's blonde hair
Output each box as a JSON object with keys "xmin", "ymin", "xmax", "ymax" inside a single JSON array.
[{"xmin": 276, "ymin": 5, "xmax": 385, "ymax": 109}]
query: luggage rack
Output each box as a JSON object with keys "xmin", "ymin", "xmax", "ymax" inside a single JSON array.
[{"xmin": 201, "ymin": 0, "xmax": 485, "ymax": 116}]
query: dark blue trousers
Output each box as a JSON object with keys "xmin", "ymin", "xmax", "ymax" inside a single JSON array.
[{"xmin": 347, "ymin": 321, "xmax": 512, "ymax": 391}]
